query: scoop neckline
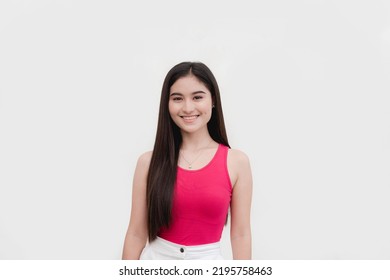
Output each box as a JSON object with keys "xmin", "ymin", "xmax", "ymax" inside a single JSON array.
[{"xmin": 177, "ymin": 143, "xmax": 221, "ymax": 172}]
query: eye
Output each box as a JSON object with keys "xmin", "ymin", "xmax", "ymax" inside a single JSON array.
[
  {"xmin": 172, "ymin": 96, "xmax": 183, "ymax": 101},
  {"xmin": 194, "ymin": 95, "xmax": 203, "ymax": 100}
]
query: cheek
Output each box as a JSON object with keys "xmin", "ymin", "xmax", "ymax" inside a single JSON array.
[
  {"xmin": 204, "ymin": 103, "xmax": 213, "ymax": 115},
  {"xmin": 203, "ymin": 104, "xmax": 213, "ymax": 119},
  {"xmin": 202, "ymin": 98, "xmax": 212, "ymax": 112}
]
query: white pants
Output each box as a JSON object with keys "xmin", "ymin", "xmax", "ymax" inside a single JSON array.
[{"xmin": 140, "ymin": 237, "xmax": 224, "ymax": 260}]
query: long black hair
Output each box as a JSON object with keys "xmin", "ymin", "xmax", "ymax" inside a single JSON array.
[{"xmin": 146, "ymin": 62, "xmax": 230, "ymax": 241}]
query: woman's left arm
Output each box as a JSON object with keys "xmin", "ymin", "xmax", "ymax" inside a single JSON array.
[{"xmin": 229, "ymin": 149, "xmax": 253, "ymax": 259}]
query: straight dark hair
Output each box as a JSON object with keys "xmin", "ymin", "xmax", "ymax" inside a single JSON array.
[{"xmin": 146, "ymin": 62, "xmax": 230, "ymax": 241}]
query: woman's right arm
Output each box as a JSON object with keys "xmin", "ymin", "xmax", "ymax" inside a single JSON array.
[{"xmin": 122, "ymin": 151, "xmax": 152, "ymax": 260}]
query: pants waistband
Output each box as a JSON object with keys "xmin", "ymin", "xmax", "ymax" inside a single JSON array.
[
  {"xmin": 155, "ymin": 237, "xmax": 221, "ymax": 253},
  {"xmin": 140, "ymin": 237, "xmax": 224, "ymax": 259}
]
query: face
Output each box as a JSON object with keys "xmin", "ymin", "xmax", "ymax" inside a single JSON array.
[{"xmin": 169, "ymin": 75, "xmax": 213, "ymax": 135}]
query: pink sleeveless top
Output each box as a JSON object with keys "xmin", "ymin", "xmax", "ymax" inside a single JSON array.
[{"xmin": 158, "ymin": 144, "xmax": 232, "ymax": 245}]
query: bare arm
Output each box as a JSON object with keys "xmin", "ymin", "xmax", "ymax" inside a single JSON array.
[
  {"xmin": 229, "ymin": 149, "xmax": 253, "ymax": 260},
  {"xmin": 122, "ymin": 151, "xmax": 152, "ymax": 260}
]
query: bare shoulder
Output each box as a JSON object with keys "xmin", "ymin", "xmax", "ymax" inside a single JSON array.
[
  {"xmin": 138, "ymin": 151, "xmax": 153, "ymax": 164},
  {"xmin": 131, "ymin": 151, "xmax": 153, "ymax": 192},
  {"xmin": 227, "ymin": 148, "xmax": 251, "ymax": 187},
  {"xmin": 228, "ymin": 148, "xmax": 250, "ymax": 164},
  {"xmin": 135, "ymin": 151, "xmax": 153, "ymax": 174}
]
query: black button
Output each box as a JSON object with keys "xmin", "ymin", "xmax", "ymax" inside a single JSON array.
[{"xmin": 180, "ymin": 248, "xmax": 184, "ymax": 253}]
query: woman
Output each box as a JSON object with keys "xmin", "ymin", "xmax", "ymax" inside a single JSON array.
[{"xmin": 122, "ymin": 62, "xmax": 252, "ymax": 260}]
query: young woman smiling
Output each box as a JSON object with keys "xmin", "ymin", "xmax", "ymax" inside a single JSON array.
[{"xmin": 122, "ymin": 62, "xmax": 253, "ymax": 260}]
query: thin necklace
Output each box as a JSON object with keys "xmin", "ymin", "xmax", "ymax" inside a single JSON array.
[{"xmin": 180, "ymin": 140, "xmax": 213, "ymax": 169}]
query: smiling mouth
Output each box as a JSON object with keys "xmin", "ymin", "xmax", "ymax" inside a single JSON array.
[{"xmin": 180, "ymin": 115, "xmax": 199, "ymax": 121}]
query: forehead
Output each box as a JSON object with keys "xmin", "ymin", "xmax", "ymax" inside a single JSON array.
[{"xmin": 170, "ymin": 75, "xmax": 210, "ymax": 94}]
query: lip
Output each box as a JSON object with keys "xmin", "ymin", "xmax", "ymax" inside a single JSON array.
[{"xmin": 180, "ymin": 115, "xmax": 199, "ymax": 123}]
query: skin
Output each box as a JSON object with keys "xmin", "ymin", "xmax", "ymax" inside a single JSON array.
[{"xmin": 122, "ymin": 75, "xmax": 253, "ymax": 259}]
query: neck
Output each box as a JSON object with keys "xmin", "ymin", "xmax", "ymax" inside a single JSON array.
[{"xmin": 180, "ymin": 129, "xmax": 214, "ymax": 151}]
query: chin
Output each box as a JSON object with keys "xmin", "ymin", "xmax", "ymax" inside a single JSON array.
[{"xmin": 177, "ymin": 125, "xmax": 200, "ymax": 133}]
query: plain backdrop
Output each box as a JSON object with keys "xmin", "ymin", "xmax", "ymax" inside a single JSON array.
[{"xmin": 0, "ymin": 0, "xmax": 389, "ymax": 259}]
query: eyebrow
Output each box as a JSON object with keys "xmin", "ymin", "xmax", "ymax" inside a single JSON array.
[{"xmin": 170, "ymin": 91, "xmax": 207, "ymax": 96}]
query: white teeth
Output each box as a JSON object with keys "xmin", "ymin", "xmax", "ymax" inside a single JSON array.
[{"xmin": 182, "ymin": 115, "xmax": 198, "ymax": 120}]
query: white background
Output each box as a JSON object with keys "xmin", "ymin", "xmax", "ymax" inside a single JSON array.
[{"xmin": 0, "ymin": 0, "xmax": 389, "ymax": 259}]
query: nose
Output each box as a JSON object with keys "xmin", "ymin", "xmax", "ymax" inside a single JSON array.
[{"xmin": 182, "ymin": 99, "xmax": 195, "ymax": 113}]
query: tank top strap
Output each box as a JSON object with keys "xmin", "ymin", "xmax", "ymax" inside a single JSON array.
[
  {"xmin": 210, "ymin": 144, "xmax": 232, "ymax": 190},
  {"xmin": 210, "ymin": 143, "xmax": 228, "ymax": 166}
]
